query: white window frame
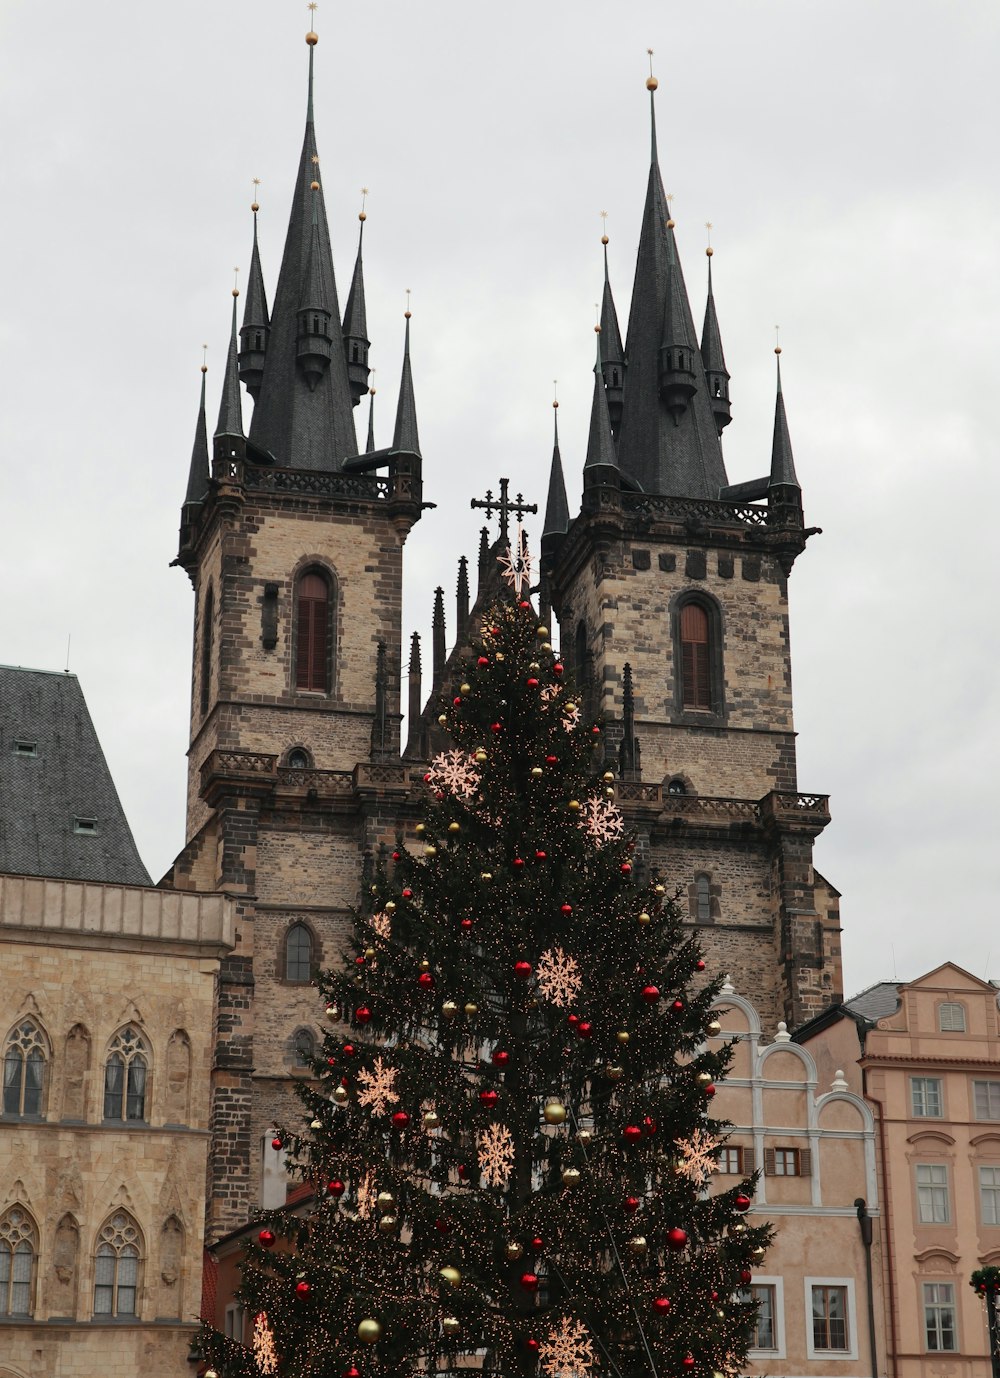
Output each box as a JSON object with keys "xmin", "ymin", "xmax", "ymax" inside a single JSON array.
[
  {"xmin": 224, "ymin": 1301, "xmax": 245, "ymax": 1342},
  {"xmin": 911, "ymin": 1076, "xmax": 943, "ymax": 1118},
  {"xmin": 916, "ymin": 1163, "xmax": 951, "ymax": 1224},
  {"xmin": 922, "ymin": 1280, "xmax": 958, "ymax": 1352},
  {"xmin": 747, "ymin": 1275, "xmax": 785, "ymax": 1359},
  {"xmin": 974, "ymin": 1081, "xmax": 1000, "ymax": 1121},
  {"xmin": 804, "ymin": 1277, "xmax": 858, "ymax": 1361},
  {"xmin": 938, "ymin": 1002, "xmax": 966, "ymax": 1032},
  {"xmin": 980, "ymin": 1166, "xmax": 1000, "ymax": 1225}
]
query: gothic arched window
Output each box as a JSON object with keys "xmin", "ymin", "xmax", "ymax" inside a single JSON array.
[
  {"xmin": 103, "ymin": 1027, "xmax": 149, "ymax": 1122},
  {"xmin": 696, "ymin": 874, "xmax": 712, "ymax": 923},
  {"xmin": 285, "ymin": 924, "xmax": 313, "ymax": 984},
  {"xmin": 674, "ymin": 594, "xmax": 724, "ymax": 718},
  {"xmin": 3, "ymin": 1019, "xmax": 47, "ymax": 1118},
  {"xmin": 93, "ymin": 1212, "xmax": 142, "ymax": 1318},
  {"xmin": 0, "ymin": 1207, "xmax": 37, "ymax": 1316},
  {"xmin": 295, "ymin": 570, "xmax": 332, "ymax": 693}
]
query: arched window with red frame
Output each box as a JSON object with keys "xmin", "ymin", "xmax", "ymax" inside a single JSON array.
[
  {"xmin": 679, "ymin": 602, "xmax": 712, "ymax": 710},
  {"xmin": 295, "ymin": 571, "xmax": 331, "ymax": 693}
]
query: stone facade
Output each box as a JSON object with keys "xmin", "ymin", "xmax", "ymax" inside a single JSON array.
[{"xmin": 0, "ymin": 873, "xmax": 233, "ymax": 1376}]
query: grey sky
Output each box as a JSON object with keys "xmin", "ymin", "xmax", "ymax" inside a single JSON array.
[{"xmin": 2, "ymin": 1, "xmax": 997, "ymax": 999}]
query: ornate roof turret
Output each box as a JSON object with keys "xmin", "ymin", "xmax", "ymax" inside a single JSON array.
[
  {"xmin": 599, "ymin": 232, "xmax": 626, "ymax": 435},
  {"xmin": 615, "ymin": 69, "xmax": 729, "ymax": 498},
  {"xmin": 238, "ymin": 193, "xmax": 270, "ymax": 400},
  {"xmin": 584, "ymin": 327, "xmax": 620, "ymax": 490},
  {"xmin": 343, "ymin": 198, "xmax": 371, "ymax": 408},
  {"xmin": 769, "ymin": 348, "xmax": 799, "ymax": 491},
  {"xmin": 700, "ymin": 244, "xmax": 731, "ymax": 435},
  {"xmin": 247, "ymin": 29, "xmax": 357, "ymax": 470},
  {"xmin": 214, "ymin": 287, "xmax": 244, "ymax": 453},
  {"xmin": 542, "ymin": 401, "xmax": 570, "ymax": 541},
  {"xmin": 183, "ymin": 361, "xmax": 210, "ymax": 507},
  {"xmin": 392, "ymin": 310, "xmax": 420, "ymax": 455}
]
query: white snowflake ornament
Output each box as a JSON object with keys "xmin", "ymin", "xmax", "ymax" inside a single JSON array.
[
  {"xmin": 426, "ymin": 748, "xmax": 481, "ymax": 799},
  {"xmin": 252, "ymin": 1311, "xmax": 279, "ymax": 1375},
  {"xmin": 674, "ymin": 1127, "xmax": 722, "ymax": 1186},
  {"xmin": 579, "ymin": 796, "xmax": 624, "ymax": 845},
  {"xmin": 477, "ymin": 1121, "xmax": 516, "ymax": 1187},
  {"xmin": 539, "ymin": 1317, "xmax": 597, "ymax": 1378},
  {"xmin": 536, "ymin": 947, "xmax": 583, "ymax": 1009},
  {"xmin": 356, "ymin": 1056, "xmax": 400, "ymax": 1117}
]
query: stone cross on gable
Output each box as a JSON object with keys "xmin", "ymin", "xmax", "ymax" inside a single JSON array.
[{"xmin": 470, "ymin": 476, "xmax": 537, "ymax": 545}]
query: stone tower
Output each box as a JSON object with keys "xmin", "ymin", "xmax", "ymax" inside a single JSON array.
[
  {"xmin": 539, "ymin": 79, "xmax": 840, "ymax": 1031},
  {"xmin": 168, "ymin": 30, "xmax": 424, "ymax": 1233}
]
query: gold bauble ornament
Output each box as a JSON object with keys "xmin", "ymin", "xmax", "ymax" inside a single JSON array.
[
  {"xmin": 365, "ymin": 946, "xmax": 376, "ymax": 959},
  {"xmin": 358, "ymin": 1318, "xmax": 382, "ymax": 1343},
  {"xmin": 448, "ymin": 821, "xmax": 461, "ymax": 834},
  {"xmin": 568, "ymin": 799, "xmax": 581, "ymax": 812},
  {"xmin": 460, "ymin": 683, "xmax": 471, "ymax": 694},
  {"xmin": 370, "ymin": 884, "xmax": 378, "ymax": 895},
  {"xmin": 731, "ymin": 1223, "xmax": 747, "ymax": 1234},
  {"xmin": 205, "ymin": 1370, "xmax": 220, "ymax": 1378},
  {"xmin": 654, "ymin": 884, "xmax": 665, "ymax": 896},
  {"xmin": 415, "ymin": 823, "xmax": 426, "ymax": 836},
  {"xmin": 464, "ymin": 1002, "xmax": 479, "ymax": 1017},
  {"xmin": 543, "ymin": 1101, "xmax": 567, "ymax": 1125},
  {"xmin": 423, "ymin": 1109, "xmax": 441, "ymax": 1129},
  {"xmin": 638, "ymin": 911, "xmax": 651, "ymax": 925},
  {"xmin": 531, "ymin": 766, "xmax": 543, "ymax": 778},
  {"xmin": 425, "ymin": 845, "xmax": 438, "ymax": 857},
  {"xmin": 616, "ymin": 1030, "xmax": 630, "ymax": 1045},
  {"xmin": 438, "ymin": 714, "xmax": 448, "ymax": 726},
  {"xmin": 537, "ymin": 626, "xmax": 549, "ymax": 638},
  {"xmin": 442, "ymin": 1316, "xmax": 461, "ymax": 1336},
  {"xmin": 707, "ymin": 1019, "xmax": 722, "ymax": 1036},
  {"xmin": 496, "ymin": 652, "xmax": 505, "ymax": 662},
  {"xmin": 475, "ymin": 750, "xmax": 488, "ymax": 763},
  {"xmin": 481, "ymin": 872, "xmax": 493, "ymax": 882},
  {"xmin": 754, "ymin": 1245, "xmax": 766, "ymax": 1257},
  {"xmin": 310, "ymin": 1118, "xmax": 323, "ymax": 1129},
  {"xmin": 376, "ymin": 1192, "xmax": 396, "ymax": 1213},
  {"xmin": 379, "ymin": 1215, "xmax": 397, "ymax": 1234},
  {"xmin": 439, "ymin": 1266, "xmax": 462, "ymax": 1287},
  {"xmin": 442, "ymin": 1000, "xmax": 459, "ymax": 1019},
  {"xmin": 697, "ymin": 1071, "xmax": 713, "ymax": 1085},
  {"xmin": 605, "ymin": 787, "xmax": 616, "ymax": 798},
  {"xmin": 541, "ymin": 642, "xmax": 552, "ymax": 653},
  {"xmin": 385, "ymin": 900, "xmax": 396, "ymax": 912},
  {"xmin": 577, "ymin": 1128, "xmax": 593, "ymax": 1145},
  {"xmin": 529, "ymin": 661, "xmax": 541, "ymax": 672},
  {"xmin": 627, "ymin": 1235, "xmax": 648, "ymax": 1255},
  {"xmin": 561, "ymin": 1167, "xmax": 582, "ymax": 1187},
  {"xmin": 505, "ymin": 1240, "xmax": 525, "ymax": 1261},
  {"xmin": 332, "ymin": 1086, "xmax": 349, "ymax": 1105},
  {"xmin": 713, "ymin": 1371, "xmax": 726, "ymax": 1378},
  {"xmin": 420, "ymin": 957, "xmax": 431, "ymax": 970},
  {"xmin": 325, "ymin": 1004, "xmax": 340, "ymax": 1021},
  {"xmin": 606, "ymin": 1064, "xmax": 624, "ymax": 1081}
]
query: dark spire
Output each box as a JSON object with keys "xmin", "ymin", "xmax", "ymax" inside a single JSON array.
[
  {"xmin": 769, "ymin": 350, "xmax": 799, "ymax": 490},
  {"xmin": 184, "ymin": 362, "xmax": 210, "ymax": 506},
  {"xmin": 700, "ymin": 247, "xmax": 731, "ymax": 435},
  {"xmin": 542, "ymin": 402, "xmax": 570, "ymax": 539},
  {"xmin": 405, "ymin": 632, "xmax": 423, "ymax": 758},
  {"xmin": 618, "ymin": 662, "xmax": 642, "ymax": 781},
  {"xmin": 365, "ymin": 384, "xmax": 376, "ymax": 453},
  {"xmin": 238, "ymin": 198, "xmax": 270, "ymax": 400},
  {"xmin": 215, "ymin": 288, "xmax": 244, "ymax": 443},
  {"xmin": 599, "ymin": 235, "xmax": 626, "ymax": 434},
  {"xmin": 456, "ymin": 557, "xmax": 470, "ymax": 646},
  {"xmin": 247, "ymin": 32, "xmax": 357, "ymax": 470},
  {"xmin": 296, "ymin": 187, "xmax": 335, "ymax": 391},
  {"xmin": 392, "ymin": 311, "xmax": 420, "ymax": 455},
  {"xmin": 584, "ymin": 328, "xmax": 619, "ymax": 483},
  {"xmin": 477, "ymin": 527, "xmax": 490, "ymax": 595},
  {"xmin": 615, "ymin": 72, "xmax": 729, "ymax": 498},
  {"xmin": 432, "ymin": 587, "xmax": 446, "ymax": 684},
  {"xmin": 343, "ymin": 205, "xmax": 371, "ymax": 407}
]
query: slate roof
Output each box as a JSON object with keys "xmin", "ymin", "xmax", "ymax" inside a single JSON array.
[
  {"xmin": 842, "ymin": 981, "xmax": 902, "ymax": 1023},
  {"xmin": 0, "ymin": 666, "xmax": 151, "ymax": 886}
]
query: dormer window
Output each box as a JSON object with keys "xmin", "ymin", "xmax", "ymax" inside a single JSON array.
[
  {"xmin": 939, "ymin": 1002, "xmax": 966, "ymax": 1033},
  {"xmin": 13, "ymin": 740, "xmax": 37, "ymax": 757},
  {"xmin": 73, "ymin": 817, "xmax": 98, "ymax": 836}
]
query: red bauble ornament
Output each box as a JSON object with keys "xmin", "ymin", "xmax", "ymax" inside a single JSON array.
[
  {"xmin": 591, "ymin": 725, "xmax": 601, "ymax": 735},
  {"xmin": 644, "ymin": 1116, "xmax": 657, "ymax": 1137},
  {"xmin": 527, "ymin": 677, "xmax": 539, "ymax": 688},
  {"xmin": 623, "ymin": 1125, "xmax": 642, "ymax": 1144},
  {"xmin": 491, "ymin": 722, "xmax": 502, "ymax": 734},
  {"xmin": 490, "ymin": 627, "xmax": 500, "ymax": 636},
  {"xmin": 577, "ymin": 1021, "xmax": 593, "ymax": 1039},
  {"xmin": 392, "ymin": 1111, "xmax": 410, "ymax": 1129},
  {"xmin": 457, "ymin": 1164, "xmax": 469, "ymax": 1181},
  {"xmin": 341, "ymin": 1076, "xmax": 349, "ymax": 1088},
  {"xmin": 479, "ymin": 1089, "xmax": 499, "ymax": 1108},
  {"xmin": 535, "ymin": 850, "xmax": 547, "ymax": 860},
  {"xmin": 525, "ymin": 1338, "xmax": 540, "ymax": 1353},
  {"xmin": 478, "ymin": 656, "xmax": 489, "ymax": 667},
  {"xmin": 734, "ymin": 1193, "xmax": 752, "ymax": 1212},
  {"xmin": 355, "ymin": 1007, "xmax": 372, "ymax": 1024},
  {"xmin": 342, "ymin": 1044, "xmax": 355, "ymax": 1057},
  {"xmin": 667, "ymin": 1227, "xmax": 688, "ymax": 1251},
  {"xmin": 327, "ymin": 1056, "xmax": 336, "ymax": 1065},
  {"xmin": 704, "ymin": 1083, "xmax": 717, "ymax": 1097},
  {"xmin": 453, "ymin": 696, "xmax": 462, "ymax": 707},
  {"xmin": 625, "ymin": 1196, "xmax": 640, "ymax": 1213},
  {"xmin": 682, "ymin": 1356, "xmax": 695, "ymax": 1371},
  {"xmin": 436, "ymin": 1217, "xmax": 451, "ymax": 1233},
  {"xmin": 355, "ymin": 955, "xmax": 366, "ymax": 966},
  {"xmin": 519, "ymin": 600, "xmax": 531, "ymax": 609},
  {"xmin": 423, "ymin": 772, "xmax": 432, "ymax": 783},
  {"xmin": 271, "ymin": 1137, "xmax": 283, "ymax": 1150},
  {"xmin": 641, "ymin": 984, "xmax": 660, "ymax": 1003},
  {"xmin": 344, "ymin": 1368, "xmax": 361, "ymax": 1378},
  {"xmin": 695, "ymin": 959, "xmax": 706, "ymax": 971},
  {"xmin": 460, "ymin": 916, "xmax": 473, "ymax": 930},
  {"xmin": 553, "ymin": 663, "xmax": 564, "ymax": 676},
  {"xmin": 327, "ymin": 1179, "xmax": 345, "ymax": 1197},
  {"xmin": 492, "ymin": 1049, "xmax": 511, "ymax": 1067},
  {"xmin": 402, "ymin": 888, "xmax": 413, "ymax": 899},
  {"xmin": 514, "ymin": 960, "xmax": 532, "ymax": 980},
  {"xmin": 621, "ymin": 862, "xmax": 632, "ymax": 874},
  {"xmin": 296, "ymin": 1280, "xmax": 310, "ymax": 1296},
  {"xmin": 520, "ymin": 1272, "xmax": 539, "ymax": 1292},
  {"xmin": 567, "ymin": 1014, "xmax": 579, "ymax": 1027},
  {"xmin": 652, "ymin": 1296, "xmax": 671, "ymax": 1315},
  {"xmin": 560, "ymin": 903, "xmax": 573, "ymax": 916},
  {"xmin": 419, "ymin": 972, "xmax": 435, "ymax": 989},
  {"xmin": 513, "ymin": 857, "xmax": 525, "ymax": 869},
  {"xmin": 672, "ymin": 999, "xmax": 685, "ymax": 1012},
  {"xmin": 531, "ymin": 1236, "xmax": 544, "ymax": 1252},
  {"xmin": 545, "ymin": 754, "xmax": 558, "ymax": 765},
  {"xmin": 740, "ymin": 1269, "xmax": 753, "ymax": 1286},
  {"xmin": 258, "ymin": 1229, "xmax": 276, "ymax": 1248}
]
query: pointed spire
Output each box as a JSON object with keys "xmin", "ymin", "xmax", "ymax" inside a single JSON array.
[
  {"xmin": 432, "ymin": 587, "xmax": 446, "ymax": 684},
  {"xmin": 239, "ymin": 190, "xmax": 270, "ymax": 399},
  {"xmin": 248, "ymin": 29, "xmax": 357, "ymax": 470},
  {"xmin": 599, "ymin": 230, "xmax": 626, "ymax": 434},
  {"xmin": 700, "ymin": 241, "xmax": 731, "ymax": 435},
  {"xmin": 365, "ymin": 383, "xmax": 376, "ymax": 453},
  {"xmin": 618, "ymin": 662, "xmax": 642, "ymax": 781},
  {"xmin": 456, "ymin": 557, "xmax": 470, "ymax": 647},
  {"xmin": 343, "ymin": 198, "xmax": 371, "ymax": 407},
  {"xmin": 477, "ymin": 527, "xmax": 490, "ymax": 594},
  {"xmin": 542, "ymin": 401, "xmax": 570, "ymax": 539},
  {"xmin": 371, "ymin": 639, "xmax": 389, "ymax": 761},
  {"xmin": 392, "ymin": 308, "xmax": 420, "ymax": 455},
  {"xmin": 405, "ymin": 631, "xmax": 423, "ymax": 757},
  {"xmin": 215, "ymin": 287, "xmax": 244, "ymax": 442},
  {"xmin": 769, "ymin": 349, "xmax": 799, "ymax": 489},
  {"xmin": 584, "ymin": 328, "xmax": 619, "ymax": 480},
  {"xmin": 184, "ymin": 359, "xmax": 210, "ymax": 505}
]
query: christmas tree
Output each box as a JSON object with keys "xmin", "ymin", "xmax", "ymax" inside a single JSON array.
[{"xmin": 201, "ymin": 589, "xmax": 770, "ymax": 1378}]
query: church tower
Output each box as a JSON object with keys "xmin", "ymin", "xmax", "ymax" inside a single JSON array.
[
  {"xmin": 169, "ymin": 27, "xmax": 424, "ymax": 1233},
  {"xmin": 541, "ymin": 73, "xmax": 840, "ymax": 1030}
]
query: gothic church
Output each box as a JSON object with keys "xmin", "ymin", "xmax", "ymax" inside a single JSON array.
[{"xmin": 168, "ymin": 28, "xmax": 840, "ymax": 1237}]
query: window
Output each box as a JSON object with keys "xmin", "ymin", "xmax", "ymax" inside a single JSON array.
[
  {"xmin": 750, "ymin": 1284, "xmax": 777, "ymax": 1351},
  {"xmin": 94, "ymin": 1213, "xmax": 141, "ymax": 1318},
  {"xmin": 719, "ymin": 1146, "xmax": 745, "ymax": 1174},
  {"xmin": 0, "ymin": 1208, "xmax": 36, "ymax": 1316},
  {"xmin": 286, "ymin": 747, "xmax": 310, "ymax": 769},
  {"xmin": 13, "ymin": 739, "xmax": 37, "ymax": 756},
  {"xmin": 765, "ymin": 1147, "xmax": 810, "ymax": 1177},
  {"xmin": 292, "ymin": 1028, "xmax": 315, "ymax": 1065},
  {"xmin": 923, "ymin": 1282, "xmax": 957, "ymax": 1351},
  {"xmin": 295, "ymin": 571, "xmax": 331, "ymax": 693},
  {"xmin": 103, "ymin": 1027, "xmax": 149, "ymax": 1122},
  {"xmin": 667, "ymin": 778, "xmax": 687, "ymax": 796},
  {"xmin": 939, "ymin": 1002, "xmax": 966, "ymax": 1032},
  {"xmin": 812, "ymin": 1285, "xmax": 849, "ymax": 1351},
  {"xmin": 285, "ymin": 924, "xmax": 313, "ymax": 984},
  {"xmin": 980, "ymin": 1167, "xmax": 1000, "ymax": 1224},
  {"xmin": 696, "ymin": 874, "xmax": 711, "ymax": 923},
  {"xmin": 911, "ymin": 1076, "xmax": 943, "ymax": 1118},
  {"xmin": 225, "ymin": 1302, "xmax": 246, "ymax": 1341},
  {"xmin": 200, "ymin": 583, "xmax": 214, "ymax": 716},
  {"xmin": 916, "ymin": 1164, "xmax": 950, "ymax": 1223},
  {"xmin": 73, "ymin": 816, "xmax": 98, "ymax": 835},
  {"xmin": 679, "ymin": 601, "xmax": 711, "ymax": 710},
  {"xmin": 3, "ymin": 1019, "xmax": 47, "ymax": 1117},
  {"xmin": 974, "ymin": 1081, "xmax": 1000, "ymax": 1121}
]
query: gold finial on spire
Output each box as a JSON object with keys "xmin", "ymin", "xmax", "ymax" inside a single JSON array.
[
  {"xmin": 705, "ymin": 220, "xmax": 713, "ymax": 257},
  {"xmin": 553, "ymin": 379, "xmax": 559, "ymax": 410},
  {"xmin": 360, "ymin": 187, "xmax": 368, "ymax": 223},
  {"xmin": 201, "ymin": 344, "xmax": 208, "ymax": 374},
  {"xmin": 600, "ymin": 209, "xmax": 609, "ymax": 246},
  {"xmin": 774, "ymin": 325, "xmax": 781, "ymax": 356},
  {"xmin": 369, "ymin": 367, "xmax": 376, "ymax": 397},
  {"xmin": 310, "ymin": 155, "xmax": 320, "ymax": 192},
  {"xmin": 666, "ymin": 191, "xmax": 675, "ymax": 231},
  {"xmin": 405, "ymin": 287, "xmax": 412, "ymax": 320},
  {"xmin": 646, "ymin": 47, "xmax": 658, "ymax": 91},
  {"xmin": 251, "ymin": 176, "xmax": 261, "ymax": 213},
  {"xmin": 306, "ymin": 2, "xmax": 318, "ymax": 45},
  {"xmin": 232, "ymin": 266, "xmax": 240, "ymax": 299},
  {"xmin": 594, "ymin": 303, "xmax": 601, "ymax": 333}
]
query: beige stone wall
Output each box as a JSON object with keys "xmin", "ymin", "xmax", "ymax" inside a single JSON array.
[{"xmin": 0, "ymin": 1324, "xmax": 196, "ymax": 1376}]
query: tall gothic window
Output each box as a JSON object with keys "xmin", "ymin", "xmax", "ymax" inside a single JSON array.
[
  {"xmin": 679, "ymin": 602, "xmax": 711, "ymax": 710},
  {"xmin": 0, "ymin": 1207, "xmax": 37, "ymax": 1316},
  {"xmin": 103, "ymin": 1027, "xmax": 149, "ymax": 1122},
  {"xmin": 200, "ymin": 582, "xmax": 214, "ymax": 716},
  {"xmin": 3, "ymin": 1019, "xmax": 47, "ymax": 1117},
  {"xmin": 285, "ymin": 924, "xmax": 314, "ymax": 983},
  {"xmin": 93, "ymin": 1213, "xmax": 142, "ymax": 1318},
  {"xmin": 295, "ymin": 571, "xmax": 331, "ymax": 693}
]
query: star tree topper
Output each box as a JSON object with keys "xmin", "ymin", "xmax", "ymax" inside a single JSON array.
[{"xmin": 498, "ymin": 523, "xmax": 532, "ymax": 596}]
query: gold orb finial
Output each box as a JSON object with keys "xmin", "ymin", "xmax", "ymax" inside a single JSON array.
[
  {"xmin": 705, "ymin": 220, "xmax": 713, "ymax": 256},
  {"xmin": 553, "ymin": 379, "xmax": 559, "ymax": 409},
  {"xmin": 310, "ymin": 180, "xmax": 320, "ymax": 191},
  {"xmin": 774, "ymin": 325, "xmax": 781, "ymax": 355},
  {"xmin": 404, "ymin": 288, "xmax": 412, "ymax": 320},
  {"xmin": 360, "ymin": 186, "xmax": 368, "ymax": 222},
  {"xmin": 201, "ymin": 343, "xmax": 208, "ymax": 374},
  {"xmin": 232, "ymin": 266, "xmax": 240, "ymax": 298},
  {"xmin": 646, "ymin": 48, "xmax": 658, "ymax": 90},
  {"xmin": 306, "ymin": 3, "xmax": 318, "ymax": 44},
  {"xmin": 600, "ymin": 209, "xmax": 609, "ymax": 246},
  {"xmin": 251, "ymin": 176, "xmax": 261, "ymax": 213}
]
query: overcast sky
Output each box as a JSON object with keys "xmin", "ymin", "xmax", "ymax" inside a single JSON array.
[{"xmin": 1, "ymin": 1, "xmax": 997, "ymax": 1002}]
